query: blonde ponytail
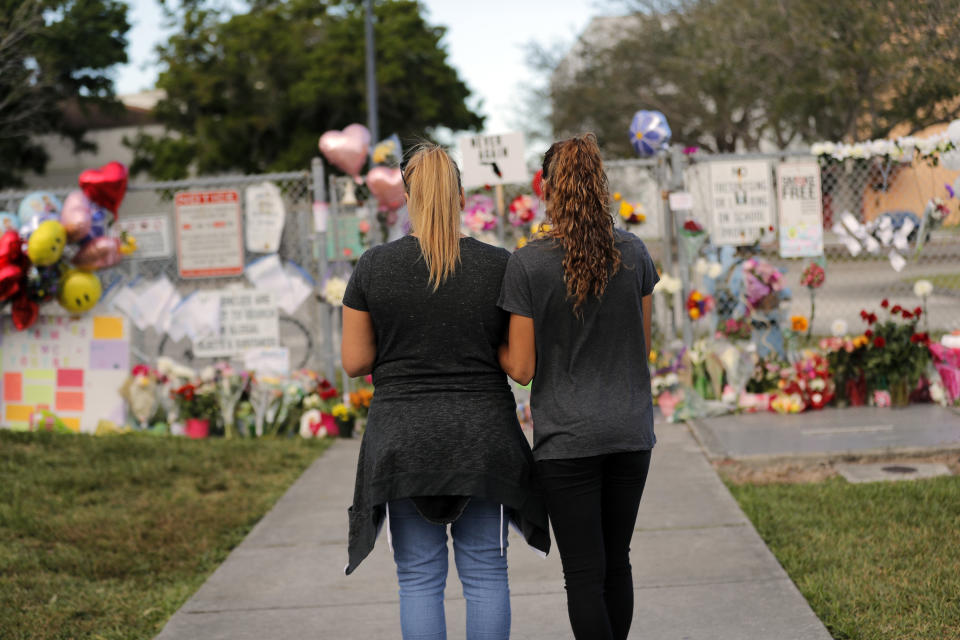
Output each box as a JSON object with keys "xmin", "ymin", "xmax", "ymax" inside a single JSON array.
[{"xmin": 402, "ymin": 144, "xmax": 462, "ymax": 291}]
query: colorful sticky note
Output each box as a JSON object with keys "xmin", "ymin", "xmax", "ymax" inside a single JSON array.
[
  {"xmin": 61, "ymin": 417, "xmax": 81, "ymax": 432},
  {"xmin": 93, "ymin": 316, "xmax": 124, "ymax": 340},
  {"xmin": 23, "ymin": 369, "xmax": 55, "ymax": 381},
  {"xmin": 89, "ymin": 341, "xmax": 129, "ymax": 371},
  {"xmin": 55, "ymin": 391, "xmax": 84, "ymax": 412},
  {"xmin": 3, "ymin": 372, "xmax": 22, "ymax": 402},
  {"xmin": 57, "ymin": 369, "xmax": 84, "ymax": 388},
  {"xmin": 24, "ymin": 385, "xmax": 54, "ymax": 405},
  {"xmin": 5, "ymin": 405, "xmax": 33, "ymax": 422}
]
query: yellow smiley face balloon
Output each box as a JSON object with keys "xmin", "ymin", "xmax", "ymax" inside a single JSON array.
[
  {"xmin": 58, "ymin": 269, "xmax": 102, "ymax": 314},
  {"xmin": 27, "ymin": 220, "xmax": 67, "ymax": 266}
]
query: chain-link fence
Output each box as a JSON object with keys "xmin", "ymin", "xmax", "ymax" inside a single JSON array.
[
  {"xmin": 0, "ymin": 169, "xmax": 333, "ymax": 372},
  {"xmin": 673, "ymin": 151, "xmax": 960, "ymax": 338}
]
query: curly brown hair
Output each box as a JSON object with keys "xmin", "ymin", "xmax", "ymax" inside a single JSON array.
[{"xmin": 541, "ymin": 133, "xmax": 621, "ymax": 315}]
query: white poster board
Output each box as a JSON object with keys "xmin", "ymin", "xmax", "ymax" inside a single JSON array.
[
  {"xmin": 776, "ymin": 161, "xmax": 824, "ymax": 257},
  {"xmin": 114, "ymin": 215, "xmax": 172, "ymax": 259},
  {"xmin": 1, "ymin": 314, "xmax": 130, "ymax": 433},
  {"xmin": 706, "ymin": 160, "xmax": 775, "ymax": 245},
  {"xmin": 458, "ymin": 132, "xmax": 528, "ymax": 188},
  {"xmin": 175, "ymin": 190, "xmax": 245, "ymax": 278},
  {"xmin": 244, "ymin": 182, "xmax": 286, "ymax": 253},
  {"xmin": 192, "ymin": 290, "xmax": 280, "ymax": 358}
]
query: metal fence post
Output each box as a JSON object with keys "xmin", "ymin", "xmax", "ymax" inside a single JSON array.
[{"xmin": 310, "ymin": 158, "xmax": 337, "ymax": 382}]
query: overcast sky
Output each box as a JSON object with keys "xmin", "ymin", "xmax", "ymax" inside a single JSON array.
[{"xmin": 115, "ymin": 0, "xmax": 610, "ymax": 134}]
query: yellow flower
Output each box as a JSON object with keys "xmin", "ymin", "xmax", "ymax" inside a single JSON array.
[
  {"xmin": 619, "ymin": 201, "xmax": 634, "ymax": 219},
  {"xmin": 649, "ymin": 350, "xmax": 657, "ymax": 363},
  {"xmin": 689, "ymin": 307, "xmax": 701, "ymax": 320},
  {"xmin": 691, "ymin": 291, "xmax": 703, "ymax": 302},
  {"xmin": 332, "ymin": 403, "xmax": 351, "ymax": 420},
  {"xmin": 613, "ymin": 192, "xmax": 622, "ymax": 201},
  {"xmin": 791, "ymin": 315, "xmax": 809, "ymax": 332},
  {"xmin": 853, "ymin": 335, "xmax": 868, "ymax": 348}
]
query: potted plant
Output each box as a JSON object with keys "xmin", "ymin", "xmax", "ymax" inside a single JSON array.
[
  {"xmin": 171, "ymin": 381, "xmax": 219, "ymax": 438},
  {"xmin": 332, "ymin": 402, "xmax": 357, "ymax": 438}
]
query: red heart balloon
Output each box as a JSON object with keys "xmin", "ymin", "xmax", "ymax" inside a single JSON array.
[
  {"xmin": 0, "ymin": 230, "xmax": 23, "ymax": 264},
  {"xmin": 79, "ymin": 161, "xmax": 128, "ymax": 217},
  {"xmin": 11, "ymin": 294, "xmax": 38, "ymax": 331},
  {"xmin": 0, "ymin": 263, "xmax": 23, "ymax": 301}
]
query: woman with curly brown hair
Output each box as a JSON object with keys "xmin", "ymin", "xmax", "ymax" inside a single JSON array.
[{"xmin": 498, "ymin": 133, "xmax": 659, "ymax": 640}]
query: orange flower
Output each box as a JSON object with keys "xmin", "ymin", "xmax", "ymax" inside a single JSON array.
[{"xmin": 791, "ymin": 315, "xmax": 809, "ymax": 332}]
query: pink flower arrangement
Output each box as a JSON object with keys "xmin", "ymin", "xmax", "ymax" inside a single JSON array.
[
  {"xmin": 742, "ymin": 258, "xmax": 786, "ymax": 312},
  {"xmin": 463, "ymin": 195, "xmax": 497, "ymax": 232},
  {"xmin": 508, "ymin": 194, "xmax": 537, "ymax": 227},
  {"xmin": 801, "ymin": 262, "xmax": 825, "ymax": 289}
]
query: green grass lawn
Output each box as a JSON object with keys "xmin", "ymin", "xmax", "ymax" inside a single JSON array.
[
  {"xmin": 0, "ymin": 431, "xmax": 330, "ymax": 640},
  {"xmin": 728, "ymin": 476, "xmax": 960, "ymax": 640}
]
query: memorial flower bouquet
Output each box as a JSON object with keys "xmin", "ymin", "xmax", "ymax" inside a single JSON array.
[
  {"xmin": 822, "ymin": 334, "xmax": 870, "ymax": 406},
  {"xmin": 463, "ymin": 195, "xmax": 497, "ymax": 233},
  {"xmin": 214, "ymin": 363, "xmax": 250, "ymax": 438},
  {"xmin": 120, "ymin": 364, "xmax": 162, "ymax": 428},
  {"xmin": 678, "ymin": 218, "xmax": 707, "ymax": 261},
  {"xmin": 170, "ymin": 380, "xmax": 218, "ymax": 422},
  {"xmin": 800, "ymin": 262, "xmax": 825, "ymax": 339},
  {"xmin": 741, "ymin": 257, "xmax": 786, "ymax": 314},
  {"xmin": 860, "ymin": 299, "xmax": 931, "ymax": 406}
]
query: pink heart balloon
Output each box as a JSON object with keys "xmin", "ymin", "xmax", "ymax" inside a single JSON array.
[
  {"xmin": 319, "ymin": 124, "xmax": 370, "ymax": 181},
  {"xmin": 73, "ymin": 236, "xmax": 122, "ymax": 271},
  {"xmin": 60, "ymin": 191, "xmax": 95, "ymax": 243},
  {"xmin": 365, "ymin": 166, "xmax": 405, "ymax": 210}
]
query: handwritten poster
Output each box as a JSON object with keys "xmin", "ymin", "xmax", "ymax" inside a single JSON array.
[
  {"xmin": 175, "ymin": 190, "xmax": 245, "ymax": 278},
  {"xmin": 244, "ymin": 182, "xmax": 286, "ymax": 253},
  {"xmin": 1, "ymin": 314, "xmax": 130, "ymax": 433},
  {"xmin": 192, "ymin": 290, "xmax": 280, "ymax": 358},
  {"xmin": 115, "ymin": 215, "xmax": 172, "ymax": 259},
  {"xmin": 777, "ymin": 161, "xmax": 824, "ymax": 257},
  {"xmin": 707, "ymin": 160, "xmax": 775, "ymax": 246}
]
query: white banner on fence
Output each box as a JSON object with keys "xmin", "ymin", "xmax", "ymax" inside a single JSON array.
[
  {"xmin": 458, "ymin": 132, "xmax": 528, "ymax": 188},
  {"xmin": 706, "ymin": 160, "xmax": 775, "ymax": 246},
  {"xmin": 192, "ymin": 289, "xmax": 279, "ymax": 358},
  {"xmin": 776, "ymin": 161, "xmax": 824, "ymax": 257}
]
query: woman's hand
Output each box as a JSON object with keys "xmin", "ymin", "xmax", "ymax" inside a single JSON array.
[
  {"xmin": 341, "ymin": 306, "xmax": 377, "ymax": 377},
  {"xmin": 498, "ymin": 313, "xmax": 536, "ymax": 385}
]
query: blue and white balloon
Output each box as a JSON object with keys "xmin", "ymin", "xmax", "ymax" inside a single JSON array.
[
  {"xmin": 0, "ymin": 211, "xmax": 19, "ymax": 234},
  {"xmin": 629, "ymin": 110, "xmax": 671, "ymax": 156}
]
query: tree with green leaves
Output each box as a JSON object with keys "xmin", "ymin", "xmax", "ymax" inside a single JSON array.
[
  {"xmin": 0, "ymin": 0, "xmax": 130, "ymax": 188},
  {"xmin": 129, "ymin": 0, "xmax": 483, "ymax": 179},
  {"xmin": 539, "ymin": 0, "xmax": 960, "ymax": 157}
]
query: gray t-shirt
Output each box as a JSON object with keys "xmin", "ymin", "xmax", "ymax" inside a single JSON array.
[{"xmin": 498, "ymin": 229, "xmax": 659, "ymax": 461}]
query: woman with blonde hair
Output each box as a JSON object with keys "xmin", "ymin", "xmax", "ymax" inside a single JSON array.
[
  {"xmin": 498, "ymin": 133, "xmax": 659, "ymax": 640},
  {"xmin": 341, "ymin": 144, "xmax": 550, "ymax": 639}
]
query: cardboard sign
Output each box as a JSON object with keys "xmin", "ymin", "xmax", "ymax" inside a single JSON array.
[
  {"xmin": 1, "ymin": 314, "xmax": 130, "ymax": 433},
  {"xmin": 244, "ymin": 182, "xmax": 286, "ymax": 253},
  {"xmin": 458, "ymin": 132, "xmax": 528, "ymax": 188},
  {"xmin": 192, "ymin": 290, "xmax": 280, "ymax": 358},
  {"xmin": 776, "ymin": 161, "xmax": 824, "ymax": 257},
  {"xmin": 114, "ymin": 215, "xmax": 172, "ymax": 259},
  {"xmin": 706, "ymin": 160, "xmax": 775, "ymax": 245},
  {"xmin": 175, "ymin": 190, "xmax": 245, "ymax": 278}
]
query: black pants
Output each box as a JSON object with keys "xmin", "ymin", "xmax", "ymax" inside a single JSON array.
[{"xmin": 537, "ymin": 450, "xmax": 652, "ymax": 640}]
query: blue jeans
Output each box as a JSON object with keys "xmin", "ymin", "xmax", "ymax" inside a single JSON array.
[{"xmin": 388, "ymin": 497, "xmax": 510, "ymax": 640}]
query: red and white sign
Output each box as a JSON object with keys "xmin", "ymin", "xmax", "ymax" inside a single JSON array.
[{"xmin": 174, "ymin": 190, "xmax": 245, "ymax": 278}]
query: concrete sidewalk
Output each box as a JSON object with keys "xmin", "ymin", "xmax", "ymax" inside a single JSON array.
[
  {"xmin": 691, "ymin": 405, "xmax": 960, "ymax": 461},
  {"xmin": 155, "ymin": 422, "xmax": 831, "ymax": 639}
]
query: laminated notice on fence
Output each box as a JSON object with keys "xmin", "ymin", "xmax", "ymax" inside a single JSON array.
[
  {"xmin": 776, "ymin": 162, "xmax": 823, "ymax": 258},
  {"xmin": 244, "ymin": 182, "xmax": 285, "ymax": 253},
  {"xmin": 706, "ymin": 160, "xmax": 774, "ymax": 246},
  {"xmin": 114, "ymin": 215, "xmax": 172, "ymax": 259},
  {"xmin": 192, "ymin": 290, "xmax": 280, "ymax": 358},
  {"xmin": 174, "ymin": 190, "xmax": 245, "ymax": 278}
]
